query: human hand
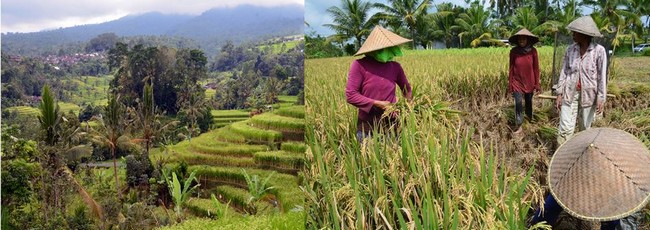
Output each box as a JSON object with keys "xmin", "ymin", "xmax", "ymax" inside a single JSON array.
[
  {"xmin": 555, "ymin": 95, "xmax": 562, "ymax": 111},
  {"xmin": 597, "ymin": 102, "xmax": 604, "ymax": 113},
  {"xmin": 373, "ymin": 100, "xmax": 391, "ymax": 110}
]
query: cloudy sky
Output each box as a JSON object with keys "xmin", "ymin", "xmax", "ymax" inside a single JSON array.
[
  {"xmin": 305, "ymin": 0, "xmax": 469, "ymax": 37},
  {"xmin": 1, "ymin": 0, "xmax": 303, "ymax": 33}
]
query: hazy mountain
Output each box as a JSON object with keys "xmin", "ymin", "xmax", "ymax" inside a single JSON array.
[{"xmin": 1, "ymin": 4, "xmax": 304, "ymax": 56}]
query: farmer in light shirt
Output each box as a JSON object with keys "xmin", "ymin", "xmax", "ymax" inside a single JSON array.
[
  {"xmin": 554, "ymin": 16, "xmax": 607, "ymax": 145},
  {"xmin": 345, "ymin": 26, "xmax": 412, "ymax": 142}
]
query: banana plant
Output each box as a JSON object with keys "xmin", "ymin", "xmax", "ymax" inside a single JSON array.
[
  {"xmin": 242, "ymin": 169, "xmax": 275, "ymax": 212},
  {"xmin": 163, "ymin": 169, "xmax": 200, "ymax": 216}
]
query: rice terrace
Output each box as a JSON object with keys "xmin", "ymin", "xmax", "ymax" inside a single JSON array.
[
  {"xmin": 1, "ymin": 3, "xmax": 305, "ymax": 229},
  {"xmin": 304, "ymin": 47, "xmax": 650, "ymax": 229}
]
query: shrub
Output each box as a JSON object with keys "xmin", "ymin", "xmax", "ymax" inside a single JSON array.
[
  {"xmin": 126, "ymin": 154, "xmax": 154, "ymax": 187},
  {"xmin": 66, "ymin": 206, "xmax": 95, "ymax": 230}
]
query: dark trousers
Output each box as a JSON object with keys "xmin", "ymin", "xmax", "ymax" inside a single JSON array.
[
  {"xmin": 513, "ymin": 92, "xmax": 533, "ymax": 126},
  {"xmin": 531, "ymin": 194, "xmax": 620, "ymax": 230}
]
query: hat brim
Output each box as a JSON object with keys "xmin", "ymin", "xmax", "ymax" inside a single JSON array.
[
  {"xmin": 354, "ymin": 26, "xmax": 412, "ymax": 56},
  {"xmin": 508, "ymin": 35, "xmax": 539, "ymax": 46},
  {"xmin": 548, "ymin": 128, "xmax": 650, "ymax": 221}
]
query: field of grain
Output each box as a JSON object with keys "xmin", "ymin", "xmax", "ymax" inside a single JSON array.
[{"xmin": 304, "ymin": 47, "xmax": 650, "ymax": 229}]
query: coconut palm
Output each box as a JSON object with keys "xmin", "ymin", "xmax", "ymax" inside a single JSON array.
[
  {"xmin": 324, "ymin": 0, "xmax": 377, "ymax": 51},
  {"xmin": 430, "ymin": 3, "xmax": 461, "ymax": 48},
  {"xmin": 511, "ymin": 8, "xmax": 562, "ymax": 41},
  {"xmin": 90, "ymin": 94, "xmax": 130, "ymax": 198},
  {"xmin": 373, "ymin": 0, "xmax": 432, "ymax": 48},
  {"xmin": 627, "ymin": 0, "xmax": 650, "ymax": 43},
  {"xmin": 132, "ymin": 83, "xmax": 178, "ymax": 157},
  {"xmin": 584, "ymin": 0, "xmax": 641, "ymax": 52},
  {"xmin": 452, "ymin": 3, "xmax": 491, "ymax": 48}
]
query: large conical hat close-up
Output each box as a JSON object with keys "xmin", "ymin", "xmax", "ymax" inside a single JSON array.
[
  {"xmin": 354, "ymin": 26, "xmax": 412, "ymax": 56},
  {"xmin": 548, "ymin": 128, "xmax": 650, "ymax": 221},
  {"xmin": 508, "ymin": 28, "xmax": 539, "ymax": 45},
  {"xmin": 567, "ymin": 15, "xmax": 604, "ymax": 38}
]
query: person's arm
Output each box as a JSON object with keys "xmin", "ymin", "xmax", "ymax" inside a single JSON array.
[
  {"xmin": 596, "ymin": 46, "xmax": 607, "ymax": 112},
  {"xmin": 508, "ymin": 50, "xmax": 515, "ymax": 93},
  {"xmin": 395, "ymin": 63, "xmax": 412, "ymax": 100},
  {"xmin": 345, "ymin": 61, "xmax": 376, "ymax": 112},
  {"xmin": 555, "ymin": 49, "xmax": 571, "ymax": 110},
  {"xmin": 533, "ymin": 48, "xmax": 541, "ymax": 93}
]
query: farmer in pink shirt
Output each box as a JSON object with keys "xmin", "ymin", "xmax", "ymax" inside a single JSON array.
[{"xmin": 345, "ymin": 26, "xmax": 412, "ymax": 142}]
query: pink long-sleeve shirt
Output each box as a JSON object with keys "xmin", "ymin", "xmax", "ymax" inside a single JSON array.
[{"xmin": 345, "ymin": 56, "xmax": 412, "ymax": 132}]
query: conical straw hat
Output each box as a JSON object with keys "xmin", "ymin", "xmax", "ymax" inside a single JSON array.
[
  {"xmin": 567, "ymin": 16, "xmax": 604, "ymax": 38},
  {"xmin": 548, "ymin": 128, "xmax": 650, "ymax": 221},
  {"xmin": 354, "ymin": 26, "xmax": 412, "ymax": 56},
  {"xmin": 508, "ymin": 28, "xmax": 539, "ymax": 45}
]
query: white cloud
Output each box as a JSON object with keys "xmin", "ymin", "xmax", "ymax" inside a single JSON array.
[{"xmin": 1, "ymin": 0, "xmax": 303, "ymax": 33}]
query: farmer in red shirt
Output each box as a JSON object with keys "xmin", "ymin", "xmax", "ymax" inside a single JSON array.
[
  {"xmin": 508, "ymin": 28, "xmax": 540, "ymax": 133},
  {"xmin": 345, "ymin": 26, "xmax": 412, "ymax": 142}
]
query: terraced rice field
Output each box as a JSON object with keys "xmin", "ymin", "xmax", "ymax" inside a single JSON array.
[
  {"xmin": 153, "ymin": 104, "xmax": 306, "ymax": 229},
  {"xmin": 5, "ymin": 101, "xmax": 81, "ymax": 117},
  {"xmin": 4, "ymin": 106, "xmax": 41, "ymax": 117},
  {"xmin": 64, "ymin": 76, "xmax": 112, "ymax": 105}
]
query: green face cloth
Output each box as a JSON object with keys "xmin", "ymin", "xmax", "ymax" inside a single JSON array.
[{"xmin": 369, "ymin": 46, "xmax": 403, "ymax": 63}]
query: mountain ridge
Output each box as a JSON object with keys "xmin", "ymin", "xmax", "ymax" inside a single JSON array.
[{"xmin": 1, "ymin": 4, "xmax": 303, "ymax": 56}]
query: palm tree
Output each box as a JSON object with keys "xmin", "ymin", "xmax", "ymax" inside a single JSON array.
[
  {"xmin": 177, "ymin": 81, "xmax": 206, "ymax": 142},
  {"xmin": 373, "ymin": 0, "xmax": 431, "ymax": 48},
  {"xmin": 511, "ymin": 8, "xmax": 562, "ymax": 40},
  {"xmin": 38, "ymin": 85, "xmax": 103, "ymax": 223},
  {"xmin": 39, "ymin": 85, "xmax": 61, "ymax": 146},
  {"xmin": 133, "ymin": 82, "xmax": 178, "ymax": 156},
  {"xmin": 627, "ymin": 0, "xmax": 650, "ymax": 43},
  {"xmin": 91, "ymin": 94, "xmax": 128, "ymax": 198},
  {"xmin": 324, "ymin": 0, "xmax": 376, "ymax": 50},
  {"xmin": 430, "ymin": 3, "xmax": 460, "ymax": 48},
  {"xmin": 452, "ymin": 3, "xmax": 491, "ymax": 48}
]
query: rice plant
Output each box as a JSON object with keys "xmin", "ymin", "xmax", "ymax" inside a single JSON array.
[
  {"xmin": 253, "ymin": 151, "xmax": 304, "ymax": 170},
  {"xmin": 274, "ymin": 106, "xmax": 306, "ymax": 119},
  {"xmin": 229, "ymin": 121, "xmax": 283, "ymax": 143},
  {"xmin": 250, "ymin": 113, "xmax": 305, "ymax": 131},
  {"xmin": 303, "ymin": 47, "xmax": 555, "ymax": 229},
  {"xmin": 281, "ymin": 141, "xmax": 307, "ymax": 153}
]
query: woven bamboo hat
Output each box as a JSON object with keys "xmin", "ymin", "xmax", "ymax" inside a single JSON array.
[
  {"xmin": 567, "ymin": 16, "xmax": 604, "ymax": 38},
  {"xmin": 354, "ymin": 26, "xmax": 412, "ymax": 56},
  {"xmin": 548, "ymin": 128, "xmax": 650, "ymax": 221},
  {"xmin": 508, "ymin": 28, "xmax": 539, "ymax": 45}
]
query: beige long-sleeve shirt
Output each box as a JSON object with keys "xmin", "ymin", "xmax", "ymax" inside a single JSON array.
[{"xmin": 554, "ymin": 42, "xmax": 607, "ymax": 107}]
